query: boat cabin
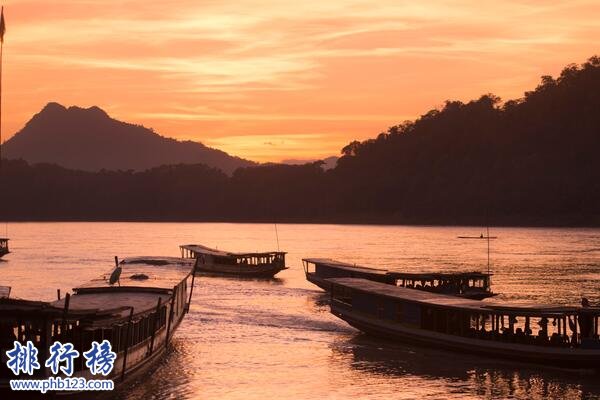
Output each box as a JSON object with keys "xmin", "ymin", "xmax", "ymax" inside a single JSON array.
[
  {"xmin": 388, "ymin": 271, "xmax": 493, "ymax": 299},
  {"xmin": 329, "ymin": 278, "xmax": 600, "ymax": 368},
  {"xmin": 0, "ymin": 238, "xmax": 8, "ymax": 257}
]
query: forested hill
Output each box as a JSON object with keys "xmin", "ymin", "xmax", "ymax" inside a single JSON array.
[
  {"xmin": 330, "ymin": 56, "xmax": 600, "ymax": 225},
  {"xmin": 1, "ymin": 56, "xmax": 599, "ymax": 225}
]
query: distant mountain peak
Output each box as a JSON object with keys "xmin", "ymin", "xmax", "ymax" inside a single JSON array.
[
  {"xmin": 4, "ymin": 102, "xmax": 255, "ymax": 174},
  {"xmin": 41, "ymin": 102, "xmax": 67, "ymax": 113},
  {"xmin": 67, "ymin": 105, "xmax": 109, "ymax": 119},
  {"xmin": 30, "ymin": 102, "xmax": 110, "ymax": 130}
]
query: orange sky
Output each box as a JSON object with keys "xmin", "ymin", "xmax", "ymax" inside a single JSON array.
[{"xmin": 1, "ymin": 1, "xmax": 599, "ymax": 162}]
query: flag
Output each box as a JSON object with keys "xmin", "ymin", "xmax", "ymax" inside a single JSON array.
[{"xmin": 0, "ymin": 7, "xmax": 5, "ymax": 44}]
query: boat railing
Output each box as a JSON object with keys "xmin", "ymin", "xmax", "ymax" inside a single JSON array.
[{"xmin": 0, "ymin": 299, "xmax": 171, "ymax": 378}]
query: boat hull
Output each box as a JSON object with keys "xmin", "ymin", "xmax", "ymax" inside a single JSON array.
[
  {"xmin": 331, "ymin": 300, "xmax": 600, "ymax": 369},
  {"xmin": 306, "ymin": 272, "xmax": 333, "ymax": 291}
]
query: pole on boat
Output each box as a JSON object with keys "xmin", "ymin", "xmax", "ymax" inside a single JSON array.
[
  {"xmin": 186, "ymin": 258, "xmax": 198, "ymax": 313},
  {"xmin": 61, "ymin": 293, "xmax": 70, "ymax": 336},
  {"xmin": 486, "ymin": 225, "xmax": 490, "ymax": 277},
  {"xmin": 149, "ymin": 297, "xmax": 162, "ymax": 355},
  {"xmin": 166, "ymin": 285, "xmax": 177, "ymax": 346},
  {"xmin": 121, "ymin": 306, "xmax": 134, "ymax": 382},
  {"xmin": 274, "ymin": 223, "xmax": 280, "ymax": 252}
]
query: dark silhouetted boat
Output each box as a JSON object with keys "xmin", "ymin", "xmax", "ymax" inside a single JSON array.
[
  {"xmin": 328, "ymin": 278, "xmax": 600, "ymax": 369},
  {"xmin": 180, "ymin": 244, "xmax": 287, "ymax": 278},
  {"xmin": 457, "ymin": 236, "xmax": 497, "ymax": 239},
  {"xmin": 0, "ymin": 256, "xmax": 196, "ymax": 395},
  {"xmin": 303, "ymin": 258, "xmax": 494, "ymax": 299}
]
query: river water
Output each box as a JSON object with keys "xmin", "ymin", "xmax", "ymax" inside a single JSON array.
[{"xmin": 2, "ymin": 223, "xmax": 600, "ymax": 399}]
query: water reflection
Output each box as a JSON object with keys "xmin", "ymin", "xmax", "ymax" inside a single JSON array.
[
  {"xmin": 113, "ymin": 341, "xmax": 194, "ymax": 400},
  {"xmin": 332, "ymin": 334, "xmax": 600, "ymax": 400}
]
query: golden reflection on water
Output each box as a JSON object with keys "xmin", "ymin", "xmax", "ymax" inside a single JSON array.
[{"xmin": 2, "ymin": 223, "xmax": 600, "ymax": 399}]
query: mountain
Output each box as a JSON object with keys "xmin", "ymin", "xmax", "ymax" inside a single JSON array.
[{"xmin": 2, "ymin": 103, "xmax": 255, "ymax": 174}]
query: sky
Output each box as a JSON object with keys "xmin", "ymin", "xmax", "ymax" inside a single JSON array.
[{"xmin": 1, "ymin": 1, "xmax": 599, "ymax": 162}]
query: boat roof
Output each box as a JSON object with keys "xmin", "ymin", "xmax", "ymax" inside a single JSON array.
[
  {"xmin": 1, "ymin": 257, "xmax": 193, "ymax": 323},
  {"xmin": 328, "ymin": 278, "xmax": 597, "ymax": 315},
  {"xmin": 303, "ymin": 258, "xmax": 490, "ymax": 278},
  {"xmin": 74, "ymin": 256, "xmax": 194, "ymax": 294},
  {"xmin": 180, "ymin": 244, "xmax": 286, "ymax": 257},
  {"xmin": 49, "ymin": 256, "xmax": 195, "ymax": 323},
  {"xmin": 0, "ymin": 237, "xmax": 8, "ymax": 241},
  {"xmin": 303, "ymin": 258, "xmax": 389, "ymax": 276},
  {"xmin": 52, "ymin": 292, "xmax": 169, "ymax": 322}
]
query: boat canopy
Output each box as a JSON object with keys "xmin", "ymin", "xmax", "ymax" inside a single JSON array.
[{"xmin": 303, "ymin": 258, "xmax": 389, "ymax": 276}]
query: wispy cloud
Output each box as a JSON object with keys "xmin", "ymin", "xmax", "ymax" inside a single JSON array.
[{"xmin": 2, "ymin": 0, "xmax": 599, "ymax": 160}]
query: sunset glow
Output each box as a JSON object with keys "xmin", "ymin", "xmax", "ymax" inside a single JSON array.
[{"xmin": 2, "ymin": 0, "xmax": 599, "ymax": 162}]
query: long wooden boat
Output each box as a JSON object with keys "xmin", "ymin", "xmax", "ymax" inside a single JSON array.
[
  {"xmin": 0, "ymin": 256, "xmax": 196, "ymax": 396},
  {"xmin": 328, "ymin": 278, "xmax": 600, "ymax": 369},
  {"xmin": 180, "ymin": 244, "xmax": 287, "ymax": 278},
  {"xmin": 303, "ymin": 258, "xmax": 494, "ymax": 299},
  {"xmin": 0, "ymin": 238, "xmax": 9, "ymax": 258}
]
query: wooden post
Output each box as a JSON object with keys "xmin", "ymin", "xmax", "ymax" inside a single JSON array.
[
  {"xmin": 57, "ymin": 289, "xmax": 61, "ymax": 300},
  {"xmin": 121, "ymin": 307, "xmax": 134, "ymax": 382}
]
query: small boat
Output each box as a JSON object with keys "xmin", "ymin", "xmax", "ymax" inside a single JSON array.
[
  {"xmin": 0, "ymin": 238, "xmax": 8, "ymax": 258},
  {"xmin": 180, "ymin": 244, "xmax": 287, "ymax": 278},
  {"xmin": 0, "ymin": 256, "xmax": 196, "ymax": 395},
  {"xmin": 457, "ymin": 236, "xmax": 497, "ymax": 239},
  {"xmin": 303, "ymin": 258, "xmax": 495, "ymax": 299},
  {"xmin": 328, "ymin": 278, "xmax": 600, "ymax": 369}
]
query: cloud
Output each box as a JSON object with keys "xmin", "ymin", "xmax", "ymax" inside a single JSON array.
[{"xmin": 3, "ymin": 0, "xmax": 599, "ymax": 161}]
